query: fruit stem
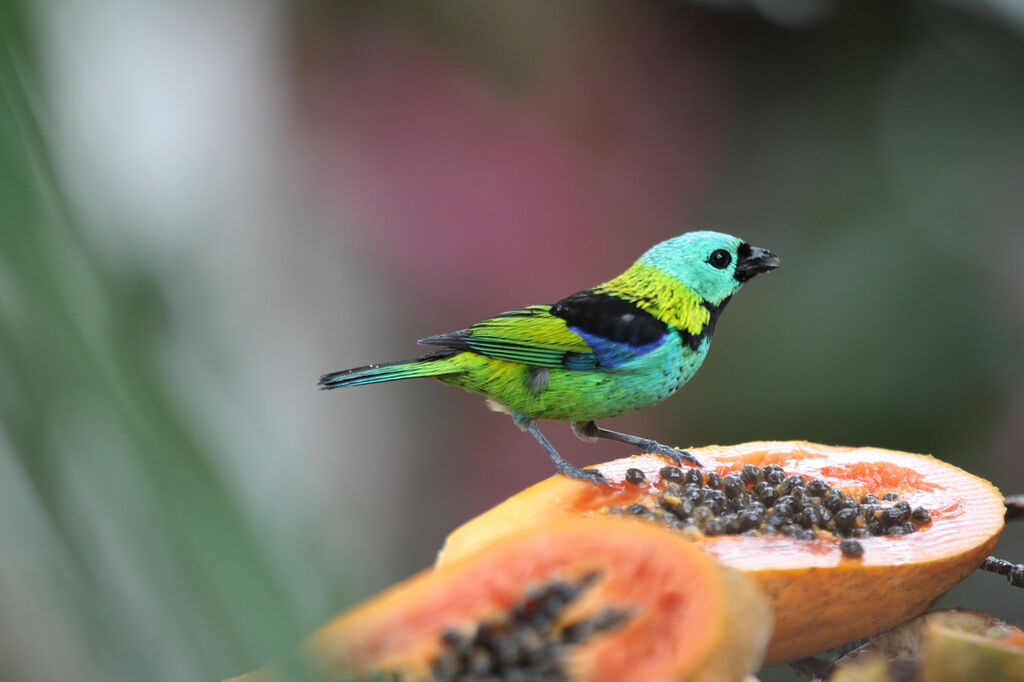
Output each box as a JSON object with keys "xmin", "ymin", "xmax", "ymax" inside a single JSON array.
[
  {"xmin": 1004, "ymin": 495, "xmax": 1024, "ymax": 522},
  {"xmin": 980, "ymin": 556, "xmax": 1024, "ymax": 588}
]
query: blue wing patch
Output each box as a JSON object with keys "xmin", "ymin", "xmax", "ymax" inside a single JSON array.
[{"xmin": 569, "ymin": 327, "xmax": 668, "ymax": 368}]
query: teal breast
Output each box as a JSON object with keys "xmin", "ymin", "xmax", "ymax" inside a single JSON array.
[{"xmin": 511, "ymin": 332, "xmax": 709, "ymax": 421}]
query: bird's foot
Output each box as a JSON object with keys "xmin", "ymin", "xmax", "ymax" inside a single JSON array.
[
  {"xmin": 521, "ymin": 418, "xmax": 610, "ymax": 486},
  {"xmin": 557, "ymin": 463, "xmax": 610, "ymax": 487},
  {"xmin": 570, "ymin": 421, "xmax": 701, "ymax": 468},
  {"xmin": 639, "ymin": 440, "xmax": 702, "ymax": 468}
]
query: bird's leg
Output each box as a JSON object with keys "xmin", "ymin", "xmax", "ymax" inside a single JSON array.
[
  {"xmin": 571, "ymin": 421, "xmax": 702, "ymax": 467},
  {"xmin": 516, "ymin": 417, "xmax": 609, "ymax": 486}
]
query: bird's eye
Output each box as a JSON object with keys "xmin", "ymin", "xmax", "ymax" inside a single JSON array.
[{"xmin": 708, "ymin": 249, "xmax": 732, "ymax": 269}]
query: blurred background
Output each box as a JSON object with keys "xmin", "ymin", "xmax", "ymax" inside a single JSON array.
[{"xmin": 2, "ymin": 0, "xmax": 1023, "ymax": 679}]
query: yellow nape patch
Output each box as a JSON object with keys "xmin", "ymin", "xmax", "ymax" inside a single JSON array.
[{"xmin": 599, "ymin": 263, "xmax": 709, "ymax": 335}]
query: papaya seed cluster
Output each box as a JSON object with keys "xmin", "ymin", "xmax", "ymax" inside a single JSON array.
[
  {"xmin": 609, "ymin": 463, "xmax": 933, "ymax": 560},
  {"xmin": 426, "ymin": 572, "xmax": 631, "ymax": 682}
]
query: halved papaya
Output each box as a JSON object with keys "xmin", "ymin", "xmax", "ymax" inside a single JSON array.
[
  {"xmin": 827, "ymin": 609, "xmax": 1024, "ymax": 682},
  {"xmin": 260, "ymin": 518, "xmax": 772, "ymax": 682},
  {"xmin": 921, "ymin": 614, "xmax": 1024, "ymax": 682},
  {"xmin": 438, "ymin": 441, "xmax": 1006, "ymax": 665}
]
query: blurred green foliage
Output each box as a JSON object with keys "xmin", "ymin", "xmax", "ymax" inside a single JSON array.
[{"xmin": 0, "ymin": 4, "xmax": 310, "ymax": 680}]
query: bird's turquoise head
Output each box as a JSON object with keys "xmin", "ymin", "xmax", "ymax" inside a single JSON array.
[{"xmin": 638, "ymin": 231, "xmax": 780, "ymax": 305}]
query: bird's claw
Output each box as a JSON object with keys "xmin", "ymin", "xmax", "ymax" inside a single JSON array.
[
  {"xmin": 644, "ymin": 441, "xmax": 702, "ymax": 468},
  {"xmin": 561, "ymin": 466, "xmax": 611, "ymax": 487}
]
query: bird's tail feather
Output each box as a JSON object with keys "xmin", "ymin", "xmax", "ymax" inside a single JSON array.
[{"xmin": 319, "ymin": 350, "xmax": 458, "ymax": 389}]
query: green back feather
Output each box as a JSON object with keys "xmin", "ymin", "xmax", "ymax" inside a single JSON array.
[{"xmin": 418, "ymin": 305, "xmax": 595, "ymax": 369}]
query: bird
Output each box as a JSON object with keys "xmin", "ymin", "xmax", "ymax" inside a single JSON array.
[{"xmin": 320, "ymin": 231, "xmax": 779, "ymax": 485}]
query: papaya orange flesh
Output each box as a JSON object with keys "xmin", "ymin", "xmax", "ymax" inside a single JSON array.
[
  {"xmin": 305, "ymin": 518, "xmax": 772, "ymax": 682},
  {"xmin": 438, "ymin": 441, "xmax": 1006, "ymax": 665}
]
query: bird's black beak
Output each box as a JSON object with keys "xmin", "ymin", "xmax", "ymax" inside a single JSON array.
[{"xmin": 734, "ymin": 244, "xmax": 780, "ymax": 282}]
